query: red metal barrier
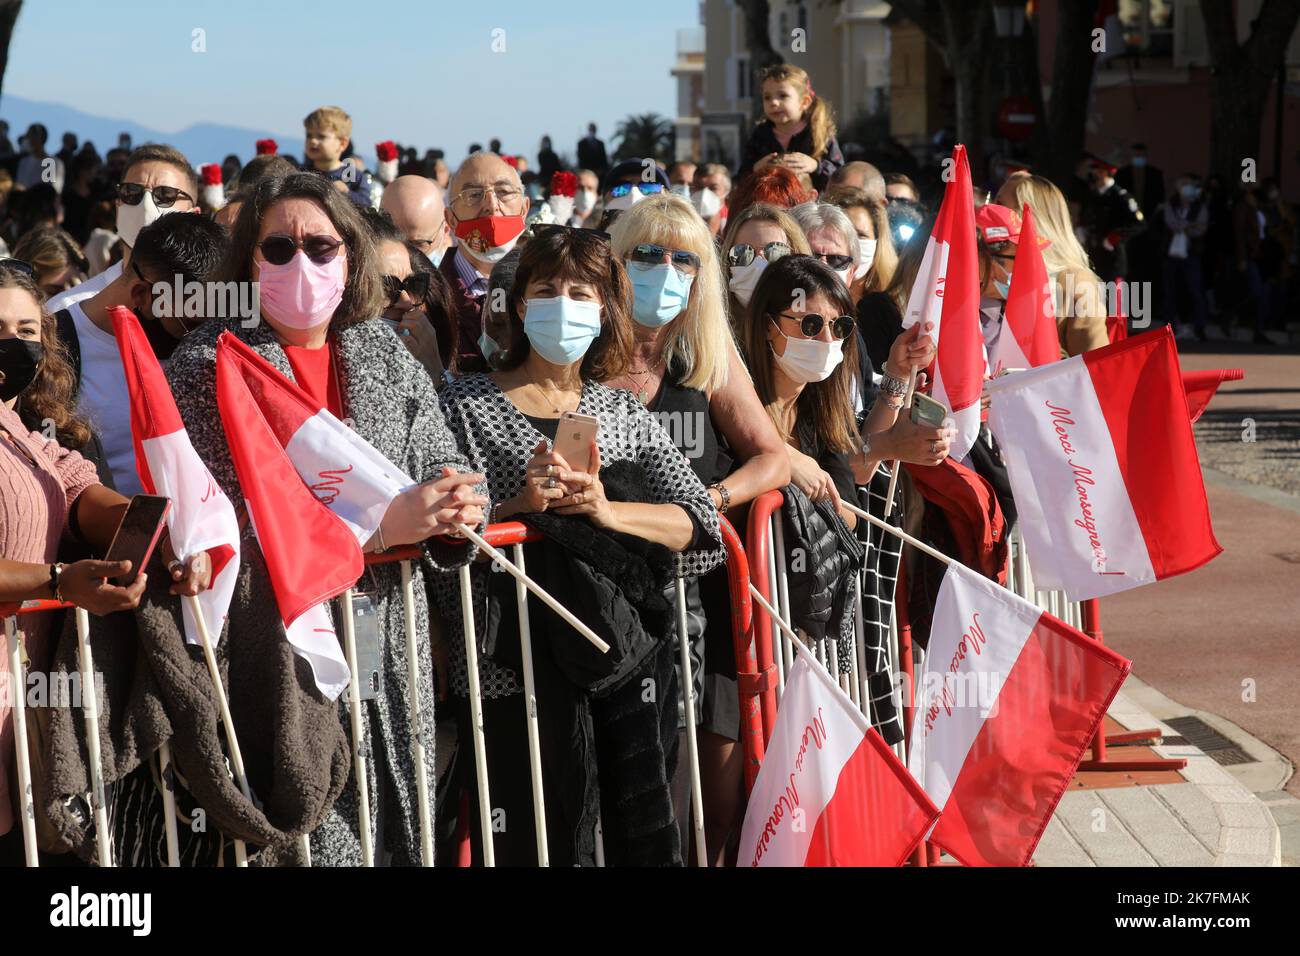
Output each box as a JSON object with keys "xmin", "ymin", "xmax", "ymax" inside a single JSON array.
[
  {"xmin": 744, "ymin": 491, "xmax": 784, "ymax": 746},
  {"xmin": 717, "ymin": 514, "xmax": 766, "ymax": 795}
]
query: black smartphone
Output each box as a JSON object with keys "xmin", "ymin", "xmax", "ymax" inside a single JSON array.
[{"xmin": 103, "ymin": 494, "xmax": 171, "ymax": 587}]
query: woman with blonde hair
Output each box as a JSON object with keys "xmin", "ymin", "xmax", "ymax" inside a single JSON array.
[
  {"xmin": 996, "ymin": 173, "xmax": 1109, "ymax": 356},
  {"xmin": 609, "ymin": 193, "xmax": 789, "ymax": 864},
  {"xmin": 721, "ymin": 202, "xmax": 810, "ymax": 320},
  {"xmin": 825, "ymin": 186, "xmax": 898, "ymax": 304},
  {"xmin": 738, "ymin": 63, "xmax": 845, "ymax": 192}
]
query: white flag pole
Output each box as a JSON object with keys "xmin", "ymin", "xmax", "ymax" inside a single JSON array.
[
  {"xmin": 183, "ymin": 593, "xmax": 250, "ymax": 867},
  {"xmin": 74, "ymin": 607, "xmax": 113, "ymax": 867},
  {"xmin": 6, "ymin": 615, "xmax": 38, "ymax": 866},
  {"xmin": 339, "ymin": 588, "xmax": 375, "ymax": 866},
  {"xmin": 842, "ymin": 500, "xmax": 955, "ymax": 568},
  {"xmin": 510, "ymin": 543, "xmax": 549, "ymax": 867},
  {"xmin": 157, "ymin": 741, "xmax": 181, "ymax": 866},
  {"xmin": 398, "ymin": 561, "xmax": 434, "ymax": 866},
  {"xmin": 457, "ymin": 564, "xmax": 495, "ymax": 866},
  {"xmin": 452, "ymin": 523, "xmax": 609, "ymax": 653},
  {"xmin": 674, "ymin": 575, "xmax": 707, "ymax": 867}
]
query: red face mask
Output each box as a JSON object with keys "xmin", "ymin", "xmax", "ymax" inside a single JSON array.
[{"xmin": 454, "ymin": 214, "xmax": 525, "ymax": 262}]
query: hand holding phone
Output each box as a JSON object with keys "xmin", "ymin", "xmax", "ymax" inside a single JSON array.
[
  {"xmin": 909, "ymin": 392, "xmax": 949, "ymax": 429},
  {"xmin": 103, "ymin": 495, "xmax": 171, "ymax": 587},
  {"xmin": 553, "ymin": 412, "xmax": 600, "ymax": 474}
]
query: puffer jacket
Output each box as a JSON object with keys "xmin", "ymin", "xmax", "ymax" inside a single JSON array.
[{"xmin": 780, "ymin": 483, "xmax": 865, "ymax": 643}]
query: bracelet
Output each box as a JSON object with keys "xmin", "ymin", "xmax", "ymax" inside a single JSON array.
[
  {"xmin": 709, "ymin": 482, "xmax": 731, "ymax": 514},
  {"xmin": 879, "ymin": 372, "xmax": 909, "ymax": 398},
  {"xmin": 49, "ymin": 563, "xmax": 64, "ymax": 603}
]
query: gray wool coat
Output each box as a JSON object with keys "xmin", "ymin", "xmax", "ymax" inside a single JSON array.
[{"xmin": 166, "ymin": 314, "xmax": 484, "ymax": 866}]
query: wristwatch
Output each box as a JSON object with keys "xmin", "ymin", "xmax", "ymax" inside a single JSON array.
[{"xmin": 49, "ymin": 562, "xmax": 65, "ymax": 603}]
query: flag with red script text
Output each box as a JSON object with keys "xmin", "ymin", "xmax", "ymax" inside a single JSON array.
[
  {"xmin": 987, "ymin": 327, "xmax": 1222, "ymax": 601},
  {"xmin": 215, "ymin": 332, "xmax": 360, "ymax": 699},
  {"xmin": 738, "ymin": 640, "xmax": 938, "ymax": 867},
  {"xmin": 909, "ymin": 561, "xmax": 1131, "ymax": 866},
  {"xmin": 112, "ymin": 306, "xmax": 239, "ymax": 648},
  {"xmin": 900, "ymin": 145, "xmax": 984, "ymax": 462},
  {"xmin": 988, "ymin": 204, "xmax": 1059, "ymax": 376}
]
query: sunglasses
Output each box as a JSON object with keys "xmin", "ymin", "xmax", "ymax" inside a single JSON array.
[
  {"xmin": 627, "ymin": 243, "xmax": 701, "ymax": 277},
  {"xmin": 810, "ymin": 252, "xmax": 854, "ymax": 271},
  {"xmin": 608, "ymin": 182, "xmax": 664, "ymax": 199},
  {"xmin": 727, "ymin": 242, "xmax": 791, "ymax": 268},
  {"xmin": 117, "ymin": 182, "xmax": 194, "ymax": 208},
  {"xmin": 0, "ymin": 258, "xmax": 35, "ymax": 277},
  {"xmin": 383, "ymin": 272, "xmax": 431, "ymax": 305},
  {"xmin": 770, "ymin": 311, "xmax": 855, "ymax": 340},
  {"xmin": 258, "ymin": 234, "xmax": 345, "ymax": 266},
  {"xmin": 532, "ymin": 223, "xmax": 611, "ymax": 246}
]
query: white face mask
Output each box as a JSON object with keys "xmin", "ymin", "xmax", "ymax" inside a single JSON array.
[
  {"xmin": 837, "ymin": 266, "xmax": 854, "ymax": 288},
  {"xmin": 574, "ymin": 189, "xmax": 597, "ymax": 215},
  {"xmin": 854, "ymin": 239, "xmax": 878, "ymax": 281},
  {"xmin": 692, "ymin": 187, "xmax": 722, "ymax": 219},
  {"xmin": 604, "ymin": 188, "xmax": 645, "ymax": 213},
  {"xmin": 116, "ymin": 191, "xmax": 167, "ymax": 248},
  {"xmin": 727, "ymin": 257, "xmax": 768, "ymax": 307},
  {"xmin": 769, "ymin": 322, "xmax": 844, "ymax": 384},
  {"xmin": 670, "ymin": 184, "xmax": 691, "ymax": 198}
]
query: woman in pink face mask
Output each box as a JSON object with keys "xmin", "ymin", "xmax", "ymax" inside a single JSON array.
[{"xmin": 164, "ymin": 172, "xmax": 489, "ymax": 867}]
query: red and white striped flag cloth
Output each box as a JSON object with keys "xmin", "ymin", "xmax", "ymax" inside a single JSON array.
[
  {"xmin": 738, "ymin": 640, "xmax": 938, "ymax": 867},
  {"xmin": 987, "ymin": 327, "xmax": 1222, "ymax": 601},
  {"xmin": 1183, "ymin": 368, "xmax": 1244, "ymax": 424},
  {"xmin": 111, "ymin": 306, "xmax": 239, "ymax": 646},
  {"xmin": 901, "ymin": 144, "xmax": 984, "ymax": 462},
  {"xmin": 215, "ymin": 332, "xmax": 364, "ymax": 700},
  {"xmin": 214, "ymin": 333, "xmax": 412, "ymax": 545},
  {"xmin": 909, "ymin": 561, "xmax": 1131, "ymax": 867},
  {"xmin": 988, "ymin": 204, "xmax": 1059, "ymax": 376}
]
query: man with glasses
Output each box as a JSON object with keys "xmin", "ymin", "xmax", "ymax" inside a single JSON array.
[
  {"xmin": 440, "ymin": 152, "xmax": 530, "ymax": 370},
  {"xmin": 52, "ymin": 214, "xmax": 229, "ymax": 494},
  {"xmin": 380, "ymin": 174, "xmax": 452, "ymax": 267},
  {"xmin": 47, "ymin": 143, "xmax": 199, "ymax": 315}
]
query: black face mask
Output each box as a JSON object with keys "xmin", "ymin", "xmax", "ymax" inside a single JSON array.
[
  {"xmin": 0, "ymin": 338, "xmax": 43, "ymax": 401},
  {"xmin": 137, "ymin": 309, "xmax": 183, "ymax": 361}
]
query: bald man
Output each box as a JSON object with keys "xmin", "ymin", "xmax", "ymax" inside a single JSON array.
[
  {"xmin": 830, "ymin": 161, "xmax": 886, "ymax": 202},
  {"xmin": 440, "ymin": 152, "xmax": 530, "ymax": 369},
  {"xmin": 380, "ymin": 174, "xmax": 452, "ymax": 266}
]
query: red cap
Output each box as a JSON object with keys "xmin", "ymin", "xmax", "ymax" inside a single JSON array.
[{"xmin": 975, "ymin": 203, "xmax": 1049, "ymax": 248}]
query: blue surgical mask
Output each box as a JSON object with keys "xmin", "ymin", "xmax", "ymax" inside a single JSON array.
[
  {"xmin": 629, "ymin": 262, "xmax": 693, "ymax": 327},
  {"xmin": 994, "ymin": 279, "xmax": 1010, "ymax": 299},
  {"xmin": 425, "ymin": 247, "xmax": 444, "ymax": 268},
  {"xmin": 1181, "ymin": 184, "xmax": 1200, "ymax": 202},
  {"xmin": 523, "ymin": 295, "xmax": 603, "ymax": 365}
]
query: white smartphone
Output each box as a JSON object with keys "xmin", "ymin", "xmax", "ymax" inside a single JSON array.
[{"xmin": 553, "ymin": 412, "xmax": 600, "ymax": 474}]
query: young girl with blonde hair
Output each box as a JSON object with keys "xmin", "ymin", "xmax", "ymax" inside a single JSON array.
[{"xmin": 739, "ymin": 64, "xmax": 844, "ymax": 193}]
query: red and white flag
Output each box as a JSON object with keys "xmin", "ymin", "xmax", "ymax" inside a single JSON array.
[
  {"xmin": 988, "ymin": 204, "xmax": 1058, "ymax": 376},
  {"xmin": 909, "ymin": 561, "xmax": 1131, "ymax": 867},
  {"xmin": 987, "ymin": 327, "xmax": 1222, "ymax": 601},
  {"xmin": 214, "ymin": 333, "xmax": 411, "ymax": 545},
  {"xmin": 901, "ymin": 144, "xmax": 984, "ymax": 462},
  {"xmin": 738, "ymin": 641, "xmax": 938, "ymax": 867},
  {"xmin": 111, "ymin": 306, "xmax": 239, "ymax": 647},
  {"xmin": 1183, "ymin": 368, "xmax": 1244, "ymax": 424},
  {"xmin": 215, "ymin": 333, "xmax": 363, "ymax": 700}
]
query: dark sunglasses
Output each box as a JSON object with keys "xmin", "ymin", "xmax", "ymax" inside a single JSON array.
[
  {"xmin": 117, "ymin": 182, "xmax": 194, "ymax": 208},
  {"xmin": 608, "ymin": 182, "xmax": 664, "ymax": 199},
  {"xmin": 727, "ymin": 242, "xmax": 791, "ymax": 268},
  {"xmin": 627, "ymin": 243, "xmax": 701, "ymax": 277},
  {"xmin": 258, "ymin": 234, "xmax": 345, "ymax": 266},
  {"xmin": 383, "ymin": 272, "xmax": 431, "ymax": 305},
  {"xmin": 770, "ymin": 311, "xmax": 855, "ymax": 340},
  {"xmin": 810, "ymin": 252, "xmax": 854, "ymax": 271},
  {"xmin": 0, "ymin": 258, "xmax": 35, "ymax": 277},
  {"xmin": 531, "ymin": 223, "xmax": 611, "ymax": 246}
]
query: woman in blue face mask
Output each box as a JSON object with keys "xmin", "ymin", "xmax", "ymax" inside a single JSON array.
[
  {"xmin": 608, "ymin": 192, "xmax": 792, "ymax": 863},
  {"xmin": 433, "ymin": 225, "xmax": 727, "ymax": 866}
]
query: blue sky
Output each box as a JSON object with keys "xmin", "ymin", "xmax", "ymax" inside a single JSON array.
[{"xmin": 3, "ymin": 0, "xmax": 700, "ymax": 166}]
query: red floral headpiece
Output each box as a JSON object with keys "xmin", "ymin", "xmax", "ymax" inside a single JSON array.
[
  {"xmin": 255, "ymin": 138, "xmax": 278, "ymax": 155},
  {"xmin": 375, "ymin": 140, "xmax": 398, "ymax": 162},
  {"xmin": 550, "ymin": 171, "xmax": 578, "ymax": 197}
]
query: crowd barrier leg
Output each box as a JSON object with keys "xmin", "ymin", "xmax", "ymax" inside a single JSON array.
[
  {"xmin": 674, "ymin": 575, "xmax": 708, "ymax": 867},
  {"xmin": 511, "ymin": 544, "xmax": 549, "ymax": 867},
  {"xmin": 74, "ymin": 608, "xmax": 113, "ymax": 867},
  {"xmin": 850, "ymin": 577, "xmax": 867, "ymax": 711},
  {"xmin": 339, "ymin": 589, "xmax": 375, "ymax": 866},
  {"xmin": 158, "ymin": 741, "xmax": 181, "ymax": 866},
  {"xmin": 717, "ymin": 515, "xmax": 766, "ymax": 796},
  {"xmin": 398, "ymin": 562, "xmax": 434, "ymax": 866},
  {"xmin": 771, "ymin": 517, "xmax": 794, "ymax": 687},
  {"xmin": 6, "ymin": 615, "xmax": 38, "ymax": 866},
  {"xmin": 457, "ymin": 564, "xmax": 495, "ymax": 866}
]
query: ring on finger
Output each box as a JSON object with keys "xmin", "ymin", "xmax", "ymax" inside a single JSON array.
[{"xmin": 546, "ymin": 476, "xmax": 558, "ymax": 489}]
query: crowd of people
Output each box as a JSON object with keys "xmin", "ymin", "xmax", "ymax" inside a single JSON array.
[{"xmin": 0, "ymin": 61, "xmax": 1291, "ymax": 867}]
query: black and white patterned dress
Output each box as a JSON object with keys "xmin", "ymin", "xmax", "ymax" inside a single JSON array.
[{"xmin": 433, "ymin": 373, "xmax": 726, "ymax": 699}]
